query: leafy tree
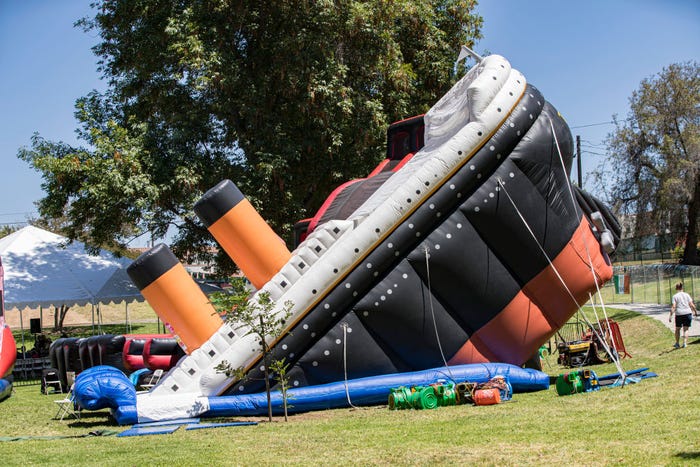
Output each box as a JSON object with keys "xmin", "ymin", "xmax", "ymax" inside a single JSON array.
[
  {"xmin": 600, "ymin": 61, "xmax": 699, "ymax": 264},
  {"xmin": 18, "ymin": 0, "xmax": 482, "ymax": 272},
  {"xmin": 0, "ymin": 225, "xmax": 19, "ymax": 239}
]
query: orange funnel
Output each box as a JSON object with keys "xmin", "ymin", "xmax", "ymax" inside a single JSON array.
[
  {"xmin": 127, "ymin": 244, "xmax": 222, "ymax": 353},
  {"xmin": 194, "ymin": 179, "xmax": 291, "ymax": 289}
]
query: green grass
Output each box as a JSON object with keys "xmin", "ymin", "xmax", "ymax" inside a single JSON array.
[{"xmin": 1, "ymin": 307, "xmax": 699, "ymax": 465}]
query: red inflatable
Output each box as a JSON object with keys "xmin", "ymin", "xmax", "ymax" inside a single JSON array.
[
  {"xmin": 0, "ymin": 256, "xmax": 16, "ymax": 380},
  {"xmin": 123, "ymin": 334, "xmax": 173, "ymax": 372}
]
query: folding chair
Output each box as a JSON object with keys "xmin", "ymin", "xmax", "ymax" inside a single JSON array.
[
  {"xmin": 141, "ymin": 369, "xmax": 163, "ymax": 390},
  {"xmin": 54, "ymin": 384, "xmax": 80, "ymax": 421},
  {"xmin": 42, "ymin": 368, "xmax": 63, "ymax": 395}
]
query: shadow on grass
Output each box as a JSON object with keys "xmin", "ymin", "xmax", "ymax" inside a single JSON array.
[
  {"xmin": 657, "ymin": 347, "xmax": 679, "ymax": 356},
  {"xmin": 60, "ymin": 410, "xmax": 119, "ymax": 429},
  {"xmin": 658, "ymin": 338, "xmax": 700, "ymax": 355},
  {"xmin": 66, "ymin": 418, "xmax": 119, "ymax": 430},
  {"xmin": 604, "ymin": 309, "xmax": 640, "ymax": 322},
  {"xmin": 674, "ymin": 452, "xmax": 700, "ymax": 460}
]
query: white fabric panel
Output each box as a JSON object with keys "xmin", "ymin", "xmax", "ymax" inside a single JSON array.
[
  {"xmin": 174, "ymin": 357, "xmax": 203, "ymax": 385},
  {"xmin": 297, "ymin": 239, "xmax": 324, "ymax": 265},
  {"xmin": 150, "ymin": 367, "xmax": 189, "ymax": 395},
  {"xmin": 136, "ymin": 393, "xmax": 210, "ymax": 423},
  {"xmin": 199, "ymin": 340, "xmax": 224, "ymax": 363},
  {"xmin": 260, "ymin": 281, "xmax": 285, "ymax": 301},
  {"xmin": 200, "ymin": 333, "xmax": 260, "ymax": 395},
  {"xmin": 318, "ymin": 220, "xmax": 353, "ymax": 239},
  {"xmin": 216, "ymin": 323, "xmax": 239, "ymax": 345},
  {"xmin": 276, "ymin": 264, "xmax": 301, "ymax": 287},
  {"xmin": 422, "ymin": 59, "xmax": 482, "ymax": 150},
  {"xmin": 189, "ymin": 346, "xmax": 217, "ymax": 370},
  {"xmin": 198, "ymin": 362, "xmax": 230, "ymax": 395},
  {"xmin": 287, "ymin": 254, "xmax": 310, "ymax": 276},
  {"xmin": 208, "ymin": 333, "xmax": 230, "ymax": 355},
  {"xmin": 465, "ymin": 57, "xmax": 512, "ymax": 120},
  {"xmin": 305, "ymin": 228, "xmax": 336, "ymax": 250}
]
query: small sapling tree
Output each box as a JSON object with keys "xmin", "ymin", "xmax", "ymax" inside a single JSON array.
[
  {"xmin": 268, "ymin": 358, "xmax": 292, "ymax": 422},
  {"xmin": 210, "ymin": 280, "xmax": 294, "ymax": 422}
]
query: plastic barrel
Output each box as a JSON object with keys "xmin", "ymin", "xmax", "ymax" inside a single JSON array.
[
  {"xmin": 388, "ymin": 386, "xmax": 413, "ymax": 410},
  {"xmin": 413, "ymin": 386, "xmax": 439, "ymax": 410},
  {"xmin": 473, "ymin": 388, "xmax": 501, "ymax": 406}
]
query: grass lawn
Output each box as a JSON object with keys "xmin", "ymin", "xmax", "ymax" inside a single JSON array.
[{"xmin": 1, "ymin": 307, "xmax": 699, "ymax": 465}]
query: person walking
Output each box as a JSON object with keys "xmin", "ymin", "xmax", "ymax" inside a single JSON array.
[{"xmin": 669, "ymin": 282, "xmax": 698, "ymax": 348}]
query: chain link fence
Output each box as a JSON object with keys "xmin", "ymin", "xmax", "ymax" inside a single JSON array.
[{"xmin": 591, "ymin": 264, "xmax": 700, "ymax": 306}]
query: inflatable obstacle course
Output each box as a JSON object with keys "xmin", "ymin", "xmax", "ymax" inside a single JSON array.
[{"xmin": 47, "ymin": 334, "xmax": 181, "ymax": 393}]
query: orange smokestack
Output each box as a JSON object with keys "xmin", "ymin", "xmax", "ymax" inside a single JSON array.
[
  {"xmin": 127, "ymin": 244, "xmax": 222, "ymax": 353},
  {"xmin": 194, "ymin": 179, "xmax": 291, "ymax": 289}
]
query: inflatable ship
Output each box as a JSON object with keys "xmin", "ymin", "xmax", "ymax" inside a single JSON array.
[{"xmin": 77, "ymin": 49, "xmax": 620, "ymax": 423}]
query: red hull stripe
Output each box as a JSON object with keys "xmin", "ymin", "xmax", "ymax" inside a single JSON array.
[{"xmin": 449, "ymin": 218, "xmax": 613, "ymax": 365}]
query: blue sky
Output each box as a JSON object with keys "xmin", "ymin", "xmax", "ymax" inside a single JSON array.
[{"xmin": 1, "ymin": 0, "xmax": 698, "ymax": 243}]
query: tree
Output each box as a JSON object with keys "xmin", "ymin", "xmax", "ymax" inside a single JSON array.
[
  {"xmin": 0, "ymin": 225, "xmax": 19, "ymax": 239},
  {"xmin": 53, "ymin": 305, "xmax": 71, "ymax": 333},
  {"xmin": 600, "ymin": 61, "xmax": 700, "ymax": 264},
  {"xmin": 210, "ymin": 281, "xmax": 294, "ymax": 422},
  {"xmin": 18, "ymin": 1, "xmax": 482, "ymax": 272},
  {"xmin": 267, "ymin": 358, "xmax": 292, "ymax": 422}
]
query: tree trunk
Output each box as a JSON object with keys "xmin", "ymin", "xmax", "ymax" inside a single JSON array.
[
  {"xmin": 263, "ymin": 352, "xmax": 272, "ymax": 423},
  {"xmin": 53, "ymin": 305, "xmax": 70, "ymax": 332},
  {"xmin": 262, "ymin": 316, "xmax": 273, "ymax": 422},
  {"xmin": 682, "ymin": 178, "xmax": 700, "ymax": 265}
]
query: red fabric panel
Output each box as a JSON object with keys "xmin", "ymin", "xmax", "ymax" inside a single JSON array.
[{"xmin": 450, "ymin": 218, "xmax": 613, "ymax": 365}]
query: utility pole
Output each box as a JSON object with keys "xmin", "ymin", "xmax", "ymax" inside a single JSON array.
[{"xmin": 576, "ymin": 135, "xmax": 582, "ymax": 188}]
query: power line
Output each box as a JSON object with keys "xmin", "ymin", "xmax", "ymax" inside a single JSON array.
[
  {"xmin": 581, "ymin": 140, "xmax": 606, "ymax": 149},
  {"xmin": 0, "ymin": 211, "xmax": 37, "ymax": 218},
  {"xmin": 582, "ymin": 150, "xmax": 608, "ymax": 157},
  {"xmin": 570, "ymin": 121, "xmax": 614, "ymax": 129}
]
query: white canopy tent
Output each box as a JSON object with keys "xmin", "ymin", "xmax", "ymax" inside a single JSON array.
[
  {"xmin": 0, "ymin": 226, "xmax": 140, "ymax": 309},
  {"xmin": 0, "ymin": 226, "xmax": 143, "ymax": 343},
  {"xmin": 0, "ymin": 226, "xmax": 221, "ymax": 346}
]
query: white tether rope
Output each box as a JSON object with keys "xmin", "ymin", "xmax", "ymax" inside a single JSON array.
[{"xmin": 548, "ymin": 118, "xmax": 626, "ymax": 381}]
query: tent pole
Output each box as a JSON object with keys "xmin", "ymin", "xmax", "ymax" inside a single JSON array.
[
  {"xmin": 125, "ymin": 301, "xmax": 130, "ymax": 334},
  {"xmin": 91, "ymin": 303, "xmax": 95, "ymax": 335},
  {"xmin": 19, "ymin": 308, "xmax": 27, "ymax": 379},
  {"xmin": 19, "ymin": 308, "xmax": 26, "ymax": 352}
]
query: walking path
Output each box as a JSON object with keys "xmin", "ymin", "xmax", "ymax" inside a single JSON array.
[{"xmin": 612, "ymin": 303, "xmax": 700, "ymax": 337}]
